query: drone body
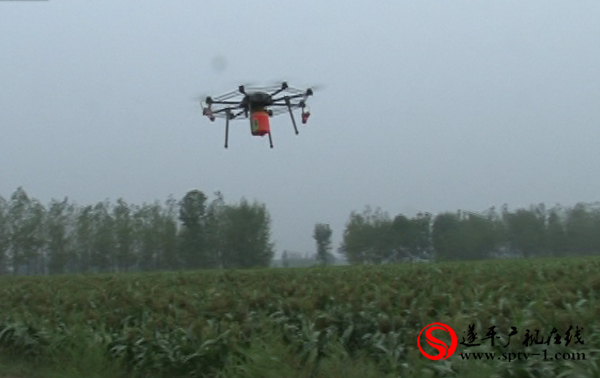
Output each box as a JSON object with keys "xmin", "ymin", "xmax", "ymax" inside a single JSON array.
[{"xmin": 200, "ymin": 82, "xmax": 315, "ymax": 148}]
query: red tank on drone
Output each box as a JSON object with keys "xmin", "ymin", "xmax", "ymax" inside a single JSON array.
[{"xmin": 200, "ymin": 82, "xmax": 317, "ymax": 148}]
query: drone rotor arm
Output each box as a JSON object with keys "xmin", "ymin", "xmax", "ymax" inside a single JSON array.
[
  {"xmin": 211, "ymin": 89, "xmax": 244, "ymax": 101},
  {"xmin": 208, "ymin": 100, "xmax": 243, "ymax": 105},
  {"xmin": 231, "ymin": 109, "xmax": 245, "ymax": 119},
  {"xmin": 245, "ymin": 85, "xmax": 281, "ymax": 92},
  {"xmin": 271, "ymin": 92, "xmax": 310, "ymax": 103},
  {"xmin": 267, "ymin": 102, "xmax": 302, "ymax": 109},
  {"xmin": 204, "ymin": 105, "xmax": 243, "ymax": 119},
  {"xmin": 266, "ymin": 101, "xmax": 303, "ymax": 114},
  {"xmin": 268, "ymin": 81, "xmax": 290, "ymax": 98},
  {"xmin": 210, "ymin": 107, "xmax": 234, "ymax": 115},
  {"xmin": 286, "ymin": 87, "xmax": 306, "ymax": 95}
]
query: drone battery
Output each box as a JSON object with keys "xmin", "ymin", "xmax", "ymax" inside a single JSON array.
[{"xmin": 250, "ymin": 110, "xmax": 270, "ymax": 136}]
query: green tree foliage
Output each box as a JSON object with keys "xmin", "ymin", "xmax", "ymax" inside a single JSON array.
[
  {"xmin": 459, "ymin": 211, "xmax": 501, "ymax": 260},
  {"xmin": 113, "ymin": 198, "xmax": 136, "ymax": 272},
  {"xmin": 0, "ymin": 196, "xmax": 8, "ymax": 274},
  {"xmin": 3, "ymin": 186, "xmax": 600, "ymax": 274},
  {"xmin": 220, "ymin": 198, "xmax": 274, "ymax": 268},
  {"xmin": 341, "ymin": 202, "xmax": 600, "ymax": 264},
  {"xmin": 160, "ymin": 196, "xmax": 179, "ymax": 270},
  {"xmin": 7, "ymin": 187, "xmax": 46, "ymax": 275},
  {"xmin": 90, "ymin": 201, "xmax": 114, "ymax": 273},
  {"xmin": 340, "ymin": 208, "xmax": 436, "ymax": 264},
  {"xmin": 134, "ymin": 202, "xmax": 162, "ymax": 271},
  {"xmin": 547, "ymin": 206, "xmax": 568, "ymax": 257},
  {"xmin": 313, "ymin": 223, "xmax": 333, "ymax": 265},
  {"xmin": 339, "ymin": 207, "xmax": 396, "ymax": 264},
  {"xmin": 0, "ymin": 188, "xmax": 275, "ymax": 275},
  {"xmin": 391, "ymin": 212, "xmax": 432, "ymax": 260},
  {"xmin": 178, "ymin": 190, "xmax": 212, "ymax": 269},
  {"xmin": 46, "ymin": 197, "xmax": 74, "ymax": 275},
  {"xmin": 564, "ymin": 203, "xmax": 600, "ymax": 256},
  {"xmin": 432, "ymin": 210, "xmax": 502, "ymax": 261},
  {"xmin": 74, "ymin": 205, "xmax": 93, "ymax": 273},
  {"xmin": 503, "ymin": 205, "xmax": 547, "ymax": 258},
  {"xmin": 204, "ymin": 192, "xmax": 227, "ymax": 268},
  {"xmin": 432, "ymin": 212, "xmax": 463, "ymax": 261}
]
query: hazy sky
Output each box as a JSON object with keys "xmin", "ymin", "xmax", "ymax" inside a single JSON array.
[{"xmin": 1, "ymin": 1, "xmax": 599, "ymax": 257}]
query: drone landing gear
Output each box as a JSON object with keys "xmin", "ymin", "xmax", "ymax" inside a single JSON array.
[
  {"xmin": 224, "ymin": 110, "xmax": 231, "ymax": 148},
  {"xmin": 285, "ymin": 97, "xmax": 299, "ymax": 135}
]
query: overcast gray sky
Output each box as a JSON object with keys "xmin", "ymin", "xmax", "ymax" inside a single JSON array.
[{"xmin": 1, "ymin": 1, "xmax": 599, "ymax": 257}]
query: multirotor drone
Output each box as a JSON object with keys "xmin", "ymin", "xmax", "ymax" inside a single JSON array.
[{"xmin": 200, "ymin": 81, "xmax": 316, "ymax": 148}]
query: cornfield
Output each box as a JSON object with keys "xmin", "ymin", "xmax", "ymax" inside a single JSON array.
[{"xmin": 1, "ymin": 257, "xmax": 599, "ymax": 378}]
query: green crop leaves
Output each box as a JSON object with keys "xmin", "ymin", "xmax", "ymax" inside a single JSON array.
[{"xmin": 0, "ymin": 258, "xmax": 599, "ymax": 377}]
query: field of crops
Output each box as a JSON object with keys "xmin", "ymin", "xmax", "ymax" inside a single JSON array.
[{"xmin": 1, "ymin": 257, "xmax": 599, "ymax": 378}]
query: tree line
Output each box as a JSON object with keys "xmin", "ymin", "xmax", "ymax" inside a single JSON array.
[
  {"xmin": 339, "ymin": 203, "xmax": 600, "ymax": 264},
  {"xmin": 2, "ymin": 187, "xmax": 599, "ymax": 275},
  {"xmin": 0, "ymin": 187, "xmax": 273, "ymax": 275}
]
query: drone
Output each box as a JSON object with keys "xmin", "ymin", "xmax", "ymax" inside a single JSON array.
[{"xmin": 200, "ymin": 81, "xmax": 316, "ymax": 148}]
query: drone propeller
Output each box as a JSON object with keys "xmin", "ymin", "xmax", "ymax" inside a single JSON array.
[
  {"xmin": 192, "ymin": 91, "xmax": 216, "ymax": 105},
  {"xmin": 225, "ymin": 80, "xmax": 261, "ymax": 90},
  {"xmin": 268, "ymin": 78, "xmax": 324, "ymax": 90},
  {"xmin": 268, "ymin": 78, "xmax": 297, "ymax": 86},
  {"xmin": 192, "ymin": 93, "xmax": 207, "ymax": 102},
  {"xmin": 306, "ymin": 83, "xmax": 325, "ymax": 92}
]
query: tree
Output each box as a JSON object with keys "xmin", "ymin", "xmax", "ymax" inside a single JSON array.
[
  {"xmin": 220, "ymin": 198, "xmax": 274, "ymax": 268},
  {"xmin": 459, "ymin": 211, "xmax": 500, "ymax": 260},
  {"xmin": 90, "ymin": 200, "xmax": 115, "ymax": 273},
  {"xmin": 431, "ymin": 212, "xmax": 463, "ymax": 261},
  {"xmin": 74, "ymin": 205, "xmax": 94, "ymax": 273},
  {"xmin": 547, "ymin": 206, "xmax": 568, "ymax": 257},
  {"xmin": 391, "ymin": 212, "xmax": 433, "ymax": 261},
  {"xmin": 27, "ymin": 200, "xmax": 46, "ymax": 274},
  {"xmin": 134, "ymin": 202, "xmax": 162, "ymax": 271},
  {"xmin": 113, "ymin": 198, "xmax": 136, "ymax": 272},
  {"xmin": 204, "ymin": 192, "xmax": 227, "ymax": 269},
  {"xmin": 432, "ymin": 210, "xmax": 501, "ymax": 261},
  {"xmin": 564, "ymin": 203, "xmax": 597, "ymax": 256},
  {"xmin": 339, "ymin": 210, "xmax": 369, "ymax": 264},
  {"xmin": 178, "ymin": 190, "xmax": 212, "ymax": 269},
  {"xmin": 339, "ymin": 207, "xmax": 395, "ymax": 264},
  {"xmin": 8, "ymin": 188, "xmax": 46, "ymax": 275},
  {"xmin": 160, "ymin": 196, "xmax": 179, "ymax": 270},
  {"xmin": 0, "ymin": 196, "xmax": 9, "ymax": 274},
  {"xmin": 503, "ymin": 205, "xmax": 547, "ymax": 258},
  {"xmin": 313, "ymin": 223, "xmax": 333, "ymax": 265},
  {"xmin": 46, "ymin": 197, "xmax": 74, "ymax": 275}
]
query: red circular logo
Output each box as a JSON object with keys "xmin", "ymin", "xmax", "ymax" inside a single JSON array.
[{"xmin": 417, "ymin": 323, "xmax": 458, "ymax": 360}]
